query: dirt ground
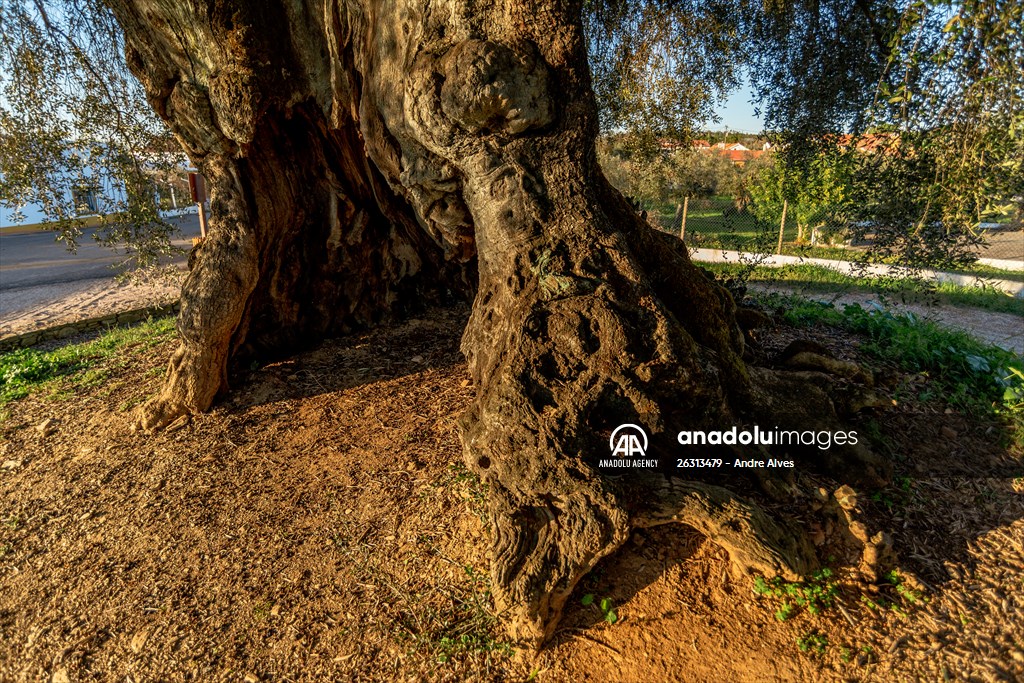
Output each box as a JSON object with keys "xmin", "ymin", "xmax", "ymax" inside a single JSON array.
[{"xmin": 1, "ymin": 306, "xmax": 1023, "ymax": 682}]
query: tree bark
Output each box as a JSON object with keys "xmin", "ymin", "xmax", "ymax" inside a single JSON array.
[{"xmin": 111, "ymin": 0, "xmax": 889, "ymax": 647}]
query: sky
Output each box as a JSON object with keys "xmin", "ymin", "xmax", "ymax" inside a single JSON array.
[{"xmin": 711, "ymin": 82, "xmax": 764, "ymax": 134}]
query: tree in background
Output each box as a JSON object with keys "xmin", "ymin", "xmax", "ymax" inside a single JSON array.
[
  {"xmin": 598, "ymin": 137, "xmax": 740, "ymax": 217},
  {"xmin": 748, "ymin": 149, "xmax": 855, "ymax": 244},
  {"xmin": 752, "ymin": 0, "xmax": 1023, "ymax": 268},
  {"xmin": 0, "ymin": 1, "xmax": 181, "ymax": 269}
]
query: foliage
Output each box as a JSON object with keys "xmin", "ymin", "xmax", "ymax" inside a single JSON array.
[
  {"xmin": 748, "ymin": 149, "xmax": 856, "ymax": 244},
  {"xmin": 754, "ymin": 0, "xmax": 1023, "ymax": 269},
  {"xmin": 753, "ymin": 568, "xmax": 839, "ymax": 621},
  {"xmin": 0, "ymin": 0, "xmax": 182, "ymax": 269},
  {"xmin": 796, "ymin": 631, "xmax": 828, "ymax": 655},
  {"xmin": 584, "ymin": 0, "xmax": 746, "ymax": 150},
  {"xmin": 580, "ymin": 593, "xmax": 619, "ymax": 624},
  {"xmin": 0, "ymin": 316, "xmax": 175, "ymax": 405},
  {"xmin": 598, "ymin": 136, "xmax": 743, "ymax": 206}
]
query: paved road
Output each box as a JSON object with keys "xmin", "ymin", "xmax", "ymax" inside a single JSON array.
[{"xmin": 0, "ymin": 215, "xmax": 200, "ymax": 291}]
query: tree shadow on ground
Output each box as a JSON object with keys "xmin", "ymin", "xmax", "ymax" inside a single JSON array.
[{"xmin": 223, "ymin": 304, "xmax": 472, "ymax": 411}]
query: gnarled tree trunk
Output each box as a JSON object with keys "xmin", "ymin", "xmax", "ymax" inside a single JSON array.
[{"xmin": 111, "ymin": 0, "xmax": 889, "ymax": 647}]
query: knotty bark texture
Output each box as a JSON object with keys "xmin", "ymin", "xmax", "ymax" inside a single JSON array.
[{"xmin": 111, "ymin": 0, "xmax": 889, "ymax": 647}]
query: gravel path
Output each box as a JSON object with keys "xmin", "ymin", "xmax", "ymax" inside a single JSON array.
[{"xmin": 0, "ymin": 270, "xmax": 185, "ymax": 339}]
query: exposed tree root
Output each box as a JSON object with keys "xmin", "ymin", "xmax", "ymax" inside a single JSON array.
[{"xmin": 632, "ymin": 476, "xmax": 819, "ymax": 582}]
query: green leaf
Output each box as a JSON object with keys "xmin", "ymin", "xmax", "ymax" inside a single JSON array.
[{"xmin": 581, "ymin": 594, "xmax": 594, "ymax": 607}]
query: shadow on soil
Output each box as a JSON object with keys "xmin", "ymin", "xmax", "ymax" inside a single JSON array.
[{"xmin": 224, "ymin": 305, "xmax": 471, "ymax": 411}]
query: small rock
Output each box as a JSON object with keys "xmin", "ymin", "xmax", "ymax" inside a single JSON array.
[
  {"xmin": 270, "ymin": 603, "xmax": 281, "ymax": 618},
  {"xmin": 130, "ymin": 626, "xmax": 153, "ymax": 653},
  {"xmin": 164, "ymin": 415, "xmax": 190, "ymax": 433},
  {"xmin": 848, "ymin": 520, "xmax": 871, "ymax": 544},
  {"xmin": 50, "ymin": 668, "xmax": 70, "ymax": 683},
  {"xmin": 460, "ymin": 379, "xmax": 471, "ymax": 387},
  {"xmin": 36, "ymin": 418, "xmax": 58, "ymax": 437},
  {"xmin": 2, "ymin": 459, "xmax": 21, "ymax": 470},
  {"xmin": 834, "ymin": 484, "xmax": 858, "ymax": 510},
  {"xmin": 411, "ymin": 355, "xmax": 424, "ymax": 363},
  {"xmin": 243, "ymin": 673, "xmax": 259, "ymax": 683},
  {"xmin": 940, "ymin": 426, "xmax": 958, "ymax": 440}
]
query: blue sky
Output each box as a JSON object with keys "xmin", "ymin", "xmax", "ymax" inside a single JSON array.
[{"xmin": 711, "ymin": 83, "xmax": 764, "ymax": 134}]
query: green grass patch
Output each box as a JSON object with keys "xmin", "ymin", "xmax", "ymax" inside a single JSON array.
[
  {"xmin": 705, "ymin": 262, "xmax": 1024, "ymax": 315},
  {"xmin": 768, "ymin": 295, "xmax": 1024, "ymax": 441},
  {"xmin": 954, "ymin": 262, "xmax": 1024, "ymax": 283},
  {"xmin": 0, "ymin": 316, "xmax": 176, "ymax": 405},
  {"xmin": 797, "ymin": 631, "xmax": 829, "ymax": 655}
]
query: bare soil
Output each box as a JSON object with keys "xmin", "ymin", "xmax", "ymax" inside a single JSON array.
[{"xmin": 1, "ymin": 306, "xmax": 1022, "ymax": 682}]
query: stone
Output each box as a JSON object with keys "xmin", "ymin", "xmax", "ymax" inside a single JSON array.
[
  {"xmin": 36, "ymin": 418, "xmax": 58, "ymax": 437},
  {"xmin": 834, "ymin": 484, "xmax": 858, "ymax": 510}
]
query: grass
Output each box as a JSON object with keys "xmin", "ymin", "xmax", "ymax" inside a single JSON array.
[
  {"xmin": 0, "ymin": 316, "xmax": 176, "ymax": 406},
  {"xmin": 705, "ymin": 262, "xmax": 1024, "ymax": 315},
  {"xmin": 797, "ymin": 631, "xmax": 828, "ymax": 655},
  {"xmin": 955, "ymin": 262, "xmax": 1024, "ymax": 283},
  {"xmin": 768, "ymin": 295, "xmax": 1024, "ymax": 443}
]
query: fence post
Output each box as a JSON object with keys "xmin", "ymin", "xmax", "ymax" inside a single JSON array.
[
  {"xmin": 679, "ymin": 196, "xmax": 689, "ymax": 241},
  {"xmin": 776, "ymin": 199, "xmax": 788, "ymax": 254}
]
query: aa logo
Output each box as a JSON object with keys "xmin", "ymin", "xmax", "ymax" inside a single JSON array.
[{"xmin": 609, "ymin": 424, "xmax": 648, "ymax": 457}]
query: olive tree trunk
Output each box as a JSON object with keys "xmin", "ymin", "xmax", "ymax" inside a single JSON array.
[{"xmin": 111, "ymin": 0, "xmax": 889, "ymax": 647}]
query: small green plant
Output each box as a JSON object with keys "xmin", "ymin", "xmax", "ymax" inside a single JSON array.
[
  {"xmin": 406, "ymin": 563, "xmax": 514, "ymax": 665},
  {"xmin": 753, "ymin": 568, "xmax": 839, "ymax": 620},
  {"xmin": 581, "ymin": 594, "xmax": 618, "ymax": 624},
  {"xmin": 434, "ymin": 633, "xmax": 513, "ymax": 663},
  {"xmin": 797, "ymin": 631, "xmax": 828, "ymax": 655},
  {"xmin": 884, "ymin": 569, "xmax": 925, "ymax": 605}
]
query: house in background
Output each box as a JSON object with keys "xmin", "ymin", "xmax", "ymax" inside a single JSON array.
[
  {"xmin": 1, "ymin": 142, "xmax": 195, "ymax": 231},
  {"xmin": 698, "ymin": 140, "xmax": 767, "ymax": 166}
]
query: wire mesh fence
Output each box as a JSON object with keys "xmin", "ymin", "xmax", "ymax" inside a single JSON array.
[{"xmin": 642, "ymin": 195, "xmax": 1024, "ymax": 268}]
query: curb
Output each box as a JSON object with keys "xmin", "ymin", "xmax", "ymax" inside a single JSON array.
[
  {"xmin": 0, "ymin": 301, "xmax": 180, "ymax": 353},
  {"xmin": 689, "ymin": 248, "xmax": 1024, "ymax": 299},
  {"xmin": 0, "ymin": 225, "xmax": 54, "ymax": 236}
]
